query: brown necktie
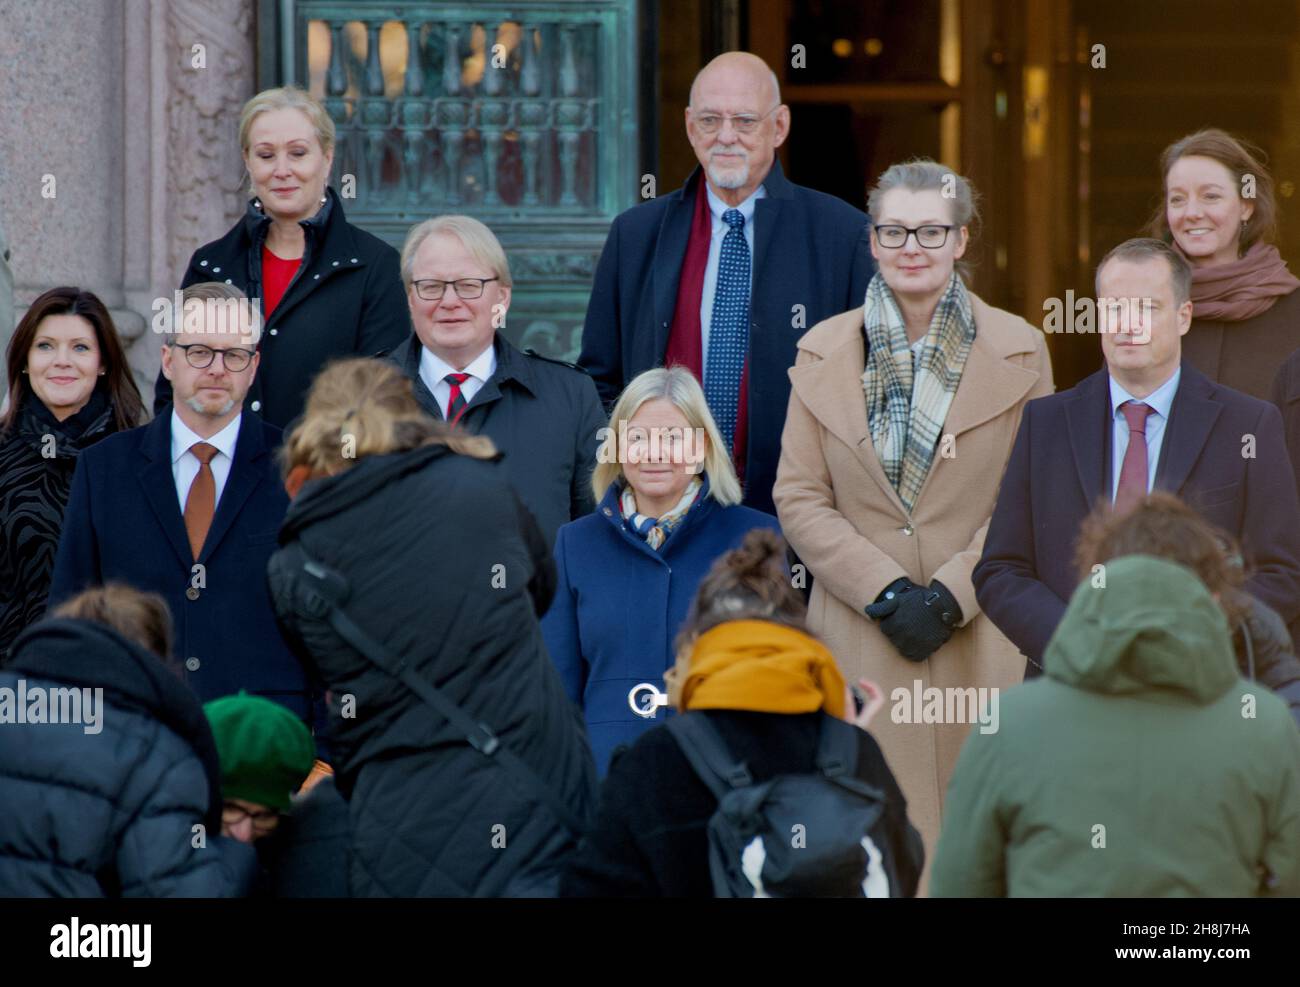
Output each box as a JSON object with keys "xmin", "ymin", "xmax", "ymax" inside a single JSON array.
[
  {"xmin": 1114, "ymin": 401, "xmax": 1152, "ymax": 514},
  {"xmin": 184, "ymin": 442, "xmax": 219, "ymax": 560}
]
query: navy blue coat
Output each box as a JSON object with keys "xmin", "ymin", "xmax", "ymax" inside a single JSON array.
[
  {"xmin": 47, "ymin": 412, "xmax": 316, "ymax": 721},
  {"xmin": 974, "ymin": 363, "xmax": 1300, "ymax": 675},
  {"xmin": 541, "ymin": 478, "xmax": 781, "ymax": 775},
  {"xmin": 579, "ymin": 160, "xmax": 873, "ymax": 515}
]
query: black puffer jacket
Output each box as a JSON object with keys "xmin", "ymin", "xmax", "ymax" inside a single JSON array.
[
  {"xmin": 267, "ymin": 442, "xmax": 597, "ymax": 896},
  {"xmin": 1236, "ymin": 595, "xmax": 1300, "ymax": 727},
  {"xmin": 0, "ymin": 387, "xmax": 118, "ymax": 660},
  {"xmin": 0, "ymin": 618, "xmax": 256, "ymax": 896}
]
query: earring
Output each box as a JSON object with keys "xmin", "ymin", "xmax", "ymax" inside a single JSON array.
[
  {"xmin": 98, "ymin": 369, "xmax": 106, "ymax": 376},
  {"xmin": 320, "ymin": 193, "xmax": 327, "ymax": 204}
]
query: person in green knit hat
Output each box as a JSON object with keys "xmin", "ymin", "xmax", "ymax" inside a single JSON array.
[{"xmin": 204, "ymin": 692, "xmax": 316, "ymax": 845}]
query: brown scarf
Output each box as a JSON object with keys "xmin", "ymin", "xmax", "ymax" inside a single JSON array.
[{"xmin": 1173, "ymin": 240, "xmax": 1300, "ymax": 322}]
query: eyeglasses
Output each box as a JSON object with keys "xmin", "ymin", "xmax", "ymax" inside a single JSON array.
[
  {"xmin": 172, "ymin": 343, "xmax": 256, "ymax": 372},
  {"xmin": 221, "ymin": 802, "xmax": 281, "ymax": 832},
  {"xmin": 690, "ymin": 105, "xmax": 780, "ymax": 135},
  {"xmin": 411, "ymin": 277, "xmax": 500, "ymax": 301},
  {"xmin": 873, "ymin": 224, "xmax": 957, "ymax": 249}
]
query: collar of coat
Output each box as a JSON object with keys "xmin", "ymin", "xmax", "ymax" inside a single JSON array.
[
  {"xmin": 188, "ymin": 186, "xmax": 366, "ymax": 284},
  {"xmin": 392, "ymin": 331, "xmax": 542, "ymax": 419},
  {"xmin": 593, "ymin": 475, "xmax": 722, "ymax": 558}
]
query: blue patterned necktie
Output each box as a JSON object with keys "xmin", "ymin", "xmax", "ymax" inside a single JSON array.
[{"xmin": 704, "ymin": 208, "xmax": 750, "ymax": 450}]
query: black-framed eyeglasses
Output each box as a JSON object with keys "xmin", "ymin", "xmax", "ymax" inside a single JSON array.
[
  {"xmin": 171, "ymin": 342, "xmax": 256, "ymax": 372},
  {"xmin": 690, "ymin": 105, "xmax": 780, "ymax": 135},
  {"xmin": 873, "ymin": 224, "xmax": 957, "ymax": 249},
  {"xmin": 412, "ymin": 277, "xmax": 500, "ymax": 301},
  {"xmin": 221, "ymin": 801, "xmax": 281, "ymax": 831}
]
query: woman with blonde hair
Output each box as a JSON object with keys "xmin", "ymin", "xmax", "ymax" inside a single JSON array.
[
  {"xmin": 541, "ymin": 365, "xmax": 780, "ymax": 776},
  {"xmin": 266, "ymin": 358, "xmax": 596, "ymax": 896},
  {"xmin": 154, "ymin": 85, "xmax": 408, "ymax": 428}
]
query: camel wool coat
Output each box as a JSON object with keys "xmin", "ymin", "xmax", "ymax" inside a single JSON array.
[{"xmin": 773, "ymin": 293, "xmax": 1053, "ymax": 889}]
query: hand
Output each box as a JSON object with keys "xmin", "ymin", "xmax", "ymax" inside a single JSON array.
[
  {"xmin": 845, "ymin": 677, "xmax": 885, "ymax": 729},
  {"xmin": 864, "ymin": 579, "xmax": 962, "ymax": 662}
]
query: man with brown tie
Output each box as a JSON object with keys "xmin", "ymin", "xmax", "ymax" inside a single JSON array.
[{"xmin": 49, "ymin": 283, "xmax": 318, "ymax": 724}]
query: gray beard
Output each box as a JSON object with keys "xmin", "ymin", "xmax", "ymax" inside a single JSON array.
[
  {"xmin": 706, "ymin": 159, "xmax": 749, "ymax": 190},
  {"xmin": 185, "ymin": 395, "xmax": 235, "ymax": 417}
]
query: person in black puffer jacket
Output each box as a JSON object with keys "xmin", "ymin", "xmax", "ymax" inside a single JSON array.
[
  {"xmin": 1075, "ymin": 491, "xmax": 1300, "ymax": 728},
  {"xmin": 0, "ymin": 585, "xmax": 256, "ymax": 896},
  {"xmin": 267, "ymin": 358, "xmax": 597, "ymax": 897},
  {"xmin": 0, "ymin": 287, "xmax": 145, "ymax": 661}
]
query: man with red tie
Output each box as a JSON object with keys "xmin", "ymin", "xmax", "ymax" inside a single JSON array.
[
  {"xmin": 49, "ymin": 283, "xmax": 318, "ymax": 725},
  {"xmin": 975, "ymin": 237, "xmax": 1300, "ymax": 676}
]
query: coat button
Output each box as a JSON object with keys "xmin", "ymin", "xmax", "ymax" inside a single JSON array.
[
  {"xmin": 251, "ymin": 400, "xmax": 262, "ymax": 412},
  {"xmin": 269, "ymin": 328, "xmax": 278, "ymax": 336},
  {"xmin": 602, "ymin": 507, "xmax": 613, "ymax": 516},
  {"xmin": 350, "ymin": 257, "xmax": 358, "ymax": 263},
  {"xmin": 332, "ymin": 260, "xmax": 340, "ymax": 266},
  {"xmin": 185, "ymin": 657, "xmax": 200, "ymax": 671},
  {"xmin": 902, "ymin": 523, "xmax": 914, "ymax": 536},
  {"xmin": 199, "ymin": 260, "xmax": 208, "ymax": 267},
  {"xmin": 314, "ymin": 274, "xmax": 321, "ymax": 279},
  {"xmin": 213, "ymin": 266, "xmax": 221, "ymax": 273},
  {"xmin": 185, "ymin": 587, "xmax": 200, "ymax": 601},
  {"xmin": 225, "ymin": 278, "xmax": 232, "ymax": 284}
]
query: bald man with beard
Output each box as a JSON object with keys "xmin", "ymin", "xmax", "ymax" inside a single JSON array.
[{"xmin": 580, "ymin": 51, "xmax": 874, "ymax": 516}]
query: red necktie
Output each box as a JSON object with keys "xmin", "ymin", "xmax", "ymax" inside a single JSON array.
[
  {"xmin": 184, "ymin": 442, "xmax": 219, "ymax": 560},
  {"xmin": 445, "ymin": 372, "xmax": 471, "ymax": 426},
  {"xmin": 1114, "ymin": 401, "xmax": 1152, "ymax": 514}
]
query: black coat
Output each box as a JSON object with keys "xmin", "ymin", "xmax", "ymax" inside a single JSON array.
[
  {"xmin": 975, "ymin": 363, "xmax": 1300, "ymax": 673},
  {"xmin": 560, "ymin": 710, "xmax": 924, "ymax": 897},
  {"xmin": 391, "ymin": 331, "xmax": 606, "ymax": 547},
  {"xmin": 578, "ymin": 159, "xmax": 874, "ymax": 515},
  {"xmin": 1236, "ymin": 595, "xmax": 1300, "ymax": 728},
  {"xmin": 267, "ymin": 442, "xmax": 598, "ymax": 896},
  {"xmin": 0, "ymin": 618, "xmax": 256, "ymax": 896},
  {"xmin": 1186, "ymin": 286, "xmax": 1300, "ymax": 401},
  {"xmin": 0, "ymin": 387, "xmax": 119, "ymax": 660},
  {"xmin": 154, "ymin": 188, "xmax": 410, "ymax": 429}
]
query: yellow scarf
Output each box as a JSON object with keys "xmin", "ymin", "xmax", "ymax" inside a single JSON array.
[{"xmin": 666, "ymin": 619, "xmax": 846, "ymax": 717}]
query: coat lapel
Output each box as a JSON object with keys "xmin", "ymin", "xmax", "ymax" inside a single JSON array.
[
  {"xmin": 1063, "ymin": 370, "xmax": 1110, "ymax": 509},
  {"xmin": 136, "ymin": 414, "xmax": 196, "ymax": 569},
  {"xmin": 198, "ymin": 415, "xmax": 266, "ymax": 562},
  {"xmin": 651, "ymin": 173, "xmax": 699, "ymax": 359},
  {"xmin": 751, "ymin": 158, "xmax": 792, "ymax": 284},
  {"xmin": 1155, "ymin": 364, "xmax": 1222, "ymax": 495}
]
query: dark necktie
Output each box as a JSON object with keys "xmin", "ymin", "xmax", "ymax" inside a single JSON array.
[
  {"xmin": 184, "ymin": 442, "xmax": 219, "ymax": 560},
  {"xmin": 445, "ymin": 372, "xmax": 471, "ymax": 426},
  {"xmin": 1114, "ymin": 401, "xmax": 1152, "ymax": 514},
  {"xmin": 704, "ymin": 208, "xmax": 750, "ymax": 450}
]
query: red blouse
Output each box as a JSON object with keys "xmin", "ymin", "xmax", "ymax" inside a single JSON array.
[{"xmin": 261, "ymin": 245, "xmax": 301, "ymax": 318}]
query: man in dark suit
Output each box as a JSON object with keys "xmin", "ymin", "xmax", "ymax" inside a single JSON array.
[
  {"xmin": 579, "ymin": 51, "xmax": 874, "ymax": 516},
  {"xmin": 50, "ymin": 283, "xmax": 316, "ymax": 721},
  {"xmin": 390, "ymin": 214, "xmax": 606, "ymax": 548},
  {"xmin": 975, "ymin": 237, "xmax": 1300, "ymax": 675}
]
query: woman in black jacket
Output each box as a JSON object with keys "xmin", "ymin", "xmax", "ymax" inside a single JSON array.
[
  {"xmin": 153, "ymin": 85, "xmax": 409, "ymax": 427},
  {"xmin": 267, "ymin": 358, "xmax": 596, "ymax": 896},
  {"xmin": 0, "ymin": 287, "xmax": 144, "ymax": 660},
  {"xmin": 0, "ymin": 584, "xmax": 254, "ymax": 896},
  {"xmin": 561, "ymin": 529, "xmax": 925, "ymax": 897}
]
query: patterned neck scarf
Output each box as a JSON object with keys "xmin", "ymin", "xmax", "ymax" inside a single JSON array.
[
  {"xmin": 620, "ymin": 476, "xmax": 704, "ymax": 551},
  {"xmin": 862, "ymin": 271, "xmax": 976, "ymax": 513}
]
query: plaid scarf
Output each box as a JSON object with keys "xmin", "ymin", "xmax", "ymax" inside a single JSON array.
[
  {"xmin": 620, "ymin": 476, "xmax": 703, "ymax": 551},
  {"xmin": 862, "ymin": 271, "xmax": 975, "ymax": 513}
]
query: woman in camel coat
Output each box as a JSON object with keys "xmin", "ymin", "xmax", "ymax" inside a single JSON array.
[{"xmin": 773, "ymin": 160, "xmax": 1053, "ymax": 888}]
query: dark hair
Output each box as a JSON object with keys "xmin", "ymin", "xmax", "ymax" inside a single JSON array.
[
  {"xmin": 1073, "ymin": 491, "xmax": 1250, "ymax": 628},
  {"xmin": 2, "ymin": 287, "xmax": 146, "ymax": 434},
  {"xmin": 674, "ymin": 529, "xmax": 808, "ymax": 654},
  {"xmin": 1145, "ymin": 128, "xmax": 1277, "ymax": 253},
  {"xmin": 51, "ymin": 582, "xmax": 175, "ymax": 660},
  {"xmin": 1095, "ymin": 237, "xmax": 1193, "ymax": 306}
]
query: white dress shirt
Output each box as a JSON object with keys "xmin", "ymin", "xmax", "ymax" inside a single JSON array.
[
  {"xmin": 171, "ymin": 410, "xmax": 242, "ymax": 512},
  {"xmin": 700, "ymin": 182, "xmax": 766, "ymax": 376},
  {"xmin": 418, "ymin": 342, "xmax": 498, "ymax": 419},
  {"xmin": 1108, "ymin": 367, "xmax": 1181, "ymax": 502}
]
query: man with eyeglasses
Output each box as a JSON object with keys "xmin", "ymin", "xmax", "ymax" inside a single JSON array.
[
  {"xmin": 580, "ymin": 50, "xmax": 874, "ymax": 516},
  {"xmin": 50, "ymin": 282, "xmax": 324, "ymax": 741}
]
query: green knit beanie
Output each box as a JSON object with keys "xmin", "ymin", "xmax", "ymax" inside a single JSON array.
[{"xmin": 203, "ymin": 692, "xmax": 315, "ymax": 813}]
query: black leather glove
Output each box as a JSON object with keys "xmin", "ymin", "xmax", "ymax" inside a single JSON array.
[{"xmin": 865, "ymin": 579, "xmax": 963, "ymax": 662}]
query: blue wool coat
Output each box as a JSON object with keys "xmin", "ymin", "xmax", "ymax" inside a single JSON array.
[{"xmin": 542, "ymin": 478, "xmax": 781, "ymax": 775}]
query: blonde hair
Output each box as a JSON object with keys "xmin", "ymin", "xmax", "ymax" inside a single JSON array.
[
  {"xmin": 239, "ymin": 85, "xmax": 336, "ymax": 159},
  {"xmin": 53, "ymin": 583, "xmax": 175, "ymax": 660},
  {"xmin": 400, "ymin": 215, "xmax": 513, "ymax": 290},
  {"xmin": 175, "ymin": 281, "xmax": 262, "ymax": 346},
  {"xmin": 591, "ymin": 366, "xmax": 742, "ymax": 506},
  {"xmin": 281, "ymin": 358, "xmax": 496, "ymax": 480}
]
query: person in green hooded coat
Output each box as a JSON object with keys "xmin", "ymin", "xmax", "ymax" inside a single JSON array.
[{"xmin": 931, "ymin": 553, "xmax": 1300, "ymax": 897}]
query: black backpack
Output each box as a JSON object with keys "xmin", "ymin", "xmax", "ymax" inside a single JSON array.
[{"xmin": 666, "ymin": 712, "xmax": 908, "ymax": 897}]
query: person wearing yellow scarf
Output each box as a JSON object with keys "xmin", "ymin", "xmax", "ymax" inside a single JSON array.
[{"xmin": 666, "ymin": 619, "xmax": 846, "ymax": 717}]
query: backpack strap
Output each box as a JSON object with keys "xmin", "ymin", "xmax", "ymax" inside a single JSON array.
[
  {"xmin": 813, "ymin": 713, "xmax": 861, "ymax": 779},
  {"xmin": 666, "ymin": 713, "xmax": 754, "ymax": 799},
  {"xmin": 295, "ymin": 554, "xmax": 586, "ymax": 838}
]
